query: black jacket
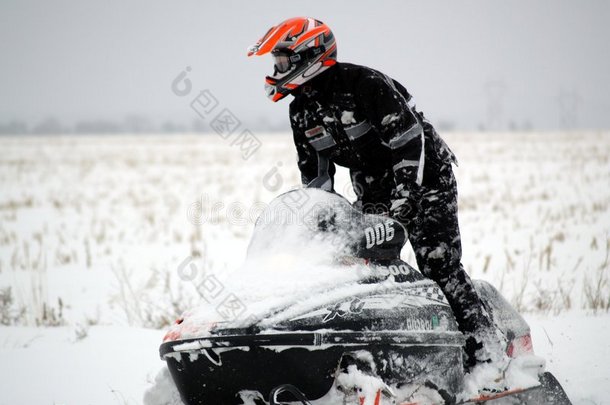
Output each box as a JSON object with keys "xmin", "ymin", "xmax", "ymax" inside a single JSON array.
[{"xmin": 289, "ymin": 62, "xmax": 456, "ymax": 213}]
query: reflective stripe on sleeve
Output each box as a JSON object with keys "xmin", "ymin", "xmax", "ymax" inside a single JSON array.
[
  {"xmin": 416, "ymin": 132, "xmax": 425, "ymax": 185},
  {"xmin": 389, "ymin": 123, "xmax": 423, "ymax": 149},
  {"xmin": 393, "ymin": 159, "xmax": 420, "ymax": 172},
  {"xmin": 309, "ymin": 134, "xmax": 336, "ymax": 150},
  {"xmin": 345, "ymin": 121, "xmax": 372, "ymax": 140}
]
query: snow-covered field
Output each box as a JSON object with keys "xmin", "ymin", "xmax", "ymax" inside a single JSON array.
[{"xmin": 0, "ymin": 132, "xmax": 608, "ymax": 404}]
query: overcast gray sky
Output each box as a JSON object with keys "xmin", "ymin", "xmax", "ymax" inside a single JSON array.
[{"xmin": 1, "ymin": 0, "xmax": 608, "ymax": 131}]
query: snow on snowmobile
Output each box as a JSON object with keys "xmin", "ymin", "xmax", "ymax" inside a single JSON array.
[{"xmin": 158, "ymin": 189, "xmax": 572, "ymax": 405}]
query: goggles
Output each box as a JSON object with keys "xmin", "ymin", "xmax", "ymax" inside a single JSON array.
[
  {"xmin": 272, "ymin": 46, "xmax": 326, "ymax": 74},
  {"xmin": 272, "ymin": 50, "xmax": 301, "ymax": 74}
]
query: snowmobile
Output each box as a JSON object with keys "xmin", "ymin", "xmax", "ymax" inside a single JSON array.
[{"xmin": 158, "ymin": 189, "xmax": 572, "ymax": 405}]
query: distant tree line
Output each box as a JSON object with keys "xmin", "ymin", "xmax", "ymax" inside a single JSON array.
[
  {"xmin": 0, "ymin": 115, "xmax": 294, "ymax": 135},
  {"xmin": 0, "ymin": 116, "xmax": 192, "ymax": 135}
]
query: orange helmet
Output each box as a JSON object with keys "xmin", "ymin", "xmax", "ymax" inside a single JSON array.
[{"xmin": 248, "ymin": 17, "xmax": 337, "ymax": 102}]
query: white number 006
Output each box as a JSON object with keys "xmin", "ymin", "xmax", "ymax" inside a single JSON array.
[{"xmin": 364, "ymin": 220, "xmax": 395, "ymax": 249}]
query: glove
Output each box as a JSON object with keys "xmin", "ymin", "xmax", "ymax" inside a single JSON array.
[{"xmin": 390, "ymin": 186, "xmax": 422, "ymax": 223}]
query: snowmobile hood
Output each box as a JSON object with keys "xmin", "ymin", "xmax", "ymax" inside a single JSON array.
[{"xmin": 163, "ymin": 277, "xmax": 461, "ymax": 343}]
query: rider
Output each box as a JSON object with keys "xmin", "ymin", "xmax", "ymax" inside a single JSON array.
[{"xmin": 248, "ymin": 17, "xmax": 508, "ymax": 378}]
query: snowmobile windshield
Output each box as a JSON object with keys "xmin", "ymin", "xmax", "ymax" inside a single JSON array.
[
  {"xmin": 247, "ymin": 189, "xmax": 360, "ymax": 260},
  {"xmin": 246, "ymin": 188, "xmax": 408, "ymax": 265}
]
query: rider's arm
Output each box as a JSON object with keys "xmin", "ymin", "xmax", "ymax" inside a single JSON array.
[
  {"xmin": 356, "ymin": 72, "xmax": 424, "ymax": 218},
  {"xmin": 290, "ymin": 101, "xmax": 336, "ymax": 191}
]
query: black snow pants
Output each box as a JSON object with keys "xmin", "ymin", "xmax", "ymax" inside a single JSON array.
[{"xmin": 401, "ymin": 162, "xmax": 496, "ymax": 368}]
